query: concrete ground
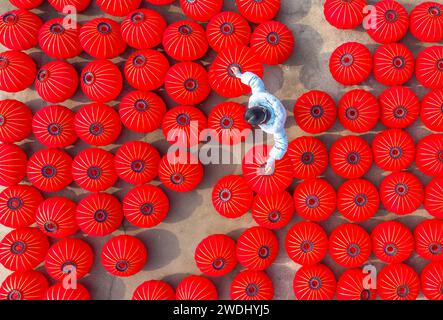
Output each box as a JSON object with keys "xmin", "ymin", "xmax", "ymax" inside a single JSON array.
[{"xmin": 0, "ymin": 0, "xmax": 436, "ymax": 299}]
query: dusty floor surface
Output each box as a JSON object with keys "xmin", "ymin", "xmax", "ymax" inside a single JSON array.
[{"xmin": 0, "ymin": 0, "xmax": 436, "ymax": 299}]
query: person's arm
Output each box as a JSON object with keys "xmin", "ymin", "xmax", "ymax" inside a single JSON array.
[
  {"xmin": 230, "ymin": 67, "xmax": 266, "ymax": 94},
  {"xmin": 264, "ymin": 99, "xmax": 288, "ymax": 174}
]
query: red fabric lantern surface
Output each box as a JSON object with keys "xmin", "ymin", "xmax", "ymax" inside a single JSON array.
[
  {"xmin": 378, "ymin": 263, "xmax": 420, "ymax": 300},
  {"xmin": 0, "ymin": 185, "xmax": 43, "ymax": 229},
  {"xmin": 421, "ymin": 89, "xmax": 443, "ymax": 132},
  {"xmin": 208, "ymin": 45, "xmax": 264, "ymax": 98},
  {"xmin": 0, "ymin": 270, "xmax": 48, "ymax": 300},
  {"xmin": 0, "ymin": 227, "xmax": 49, "ymax": 272},
  {"xmin": 250, "ymin": 20, "xmax": 295, "ymax": 65},
  {"xmin": 206, "ymin": 11, "xmax": 251, "ymax": 53},
  {"xmin": 38, "ymin": 18, "xmax": 82, "ymax": 59},
  {"xmin": 0, "ymin": 144, "xmax": 27, "ymax": 187},
  {"xmin": 231, "ymin": 270, "xmax": 274, "ymax": 300},
  {"xmin": 101, "ymin": 235, "xmax": 147, "ymax": 277},
  {"xmin": 123, "ymin": 184, "xmax": 169, "ymax": 228},
  {"xmin": 71, "ymin": 148, "xmax": 117, "ymax": 192},
  {"xmin": 379, "ymin": 86, "xmax": 420, "ymax": 128},
  {"xmin": 416, "ymin": 46, "xmax": 443, "ymax": 89},
  {"xmin": 74, "ymin": 103, "xmax": 121, "ymax": 146},
  {"xmin": 35, "ymin": 61, "xmax": 78, "ymax": 103},
  {"xmin": 180, "ymin": 0, "xmax": 223, "ymax": 22},
  {"xmin": 27, "ymin": 149, "xmax": 72, "ymax": 192},
  {"xmin": 0, "ymin": 99, "xmax": 32, "ymax": 143},
  {"xmin": 162, "ymin": 20, "xmax": 208, "ymax": 61},
  {"xmin": 293, "ymin": 264, "xmax": 336, "ymax": 300},
  {"xmin": 337, "ymin": 179, "xmax": 379, "ymax": 222},
  {"xmin": 416, "ymin": 134, "xmax": 443, "ymax": 177},
  {"xmin": 121, "ymin": 9, "xmax": 167, "ymax": 49},
  {"xmin": 329, "ymin": 135, "xmax": 373, "ymax": 179},
  {"xmin": 79, "ymin": 18, "xmax": 126, "ymax": 59},
  {"xmin": 35, "ymin": 197, "xmax": 78, "ymax": 238},
  {"xmin": 410, "ymin": 2, "xmax": 443, "ymax": 43},
  {"xmin": 45, "ymin": 238, "xmax": 94, "ymax": 281},
  {"xmin": 47, "ymin": 0, "xmax": 91, "ymax": 12},
  {"xmin": 380, "ymin": 172, "xmax": 424, "ymax": 215},
  {"xmin": 76, "ymin": 193, "xmax": 123, "ymax": 237},
  {"xmin": 338, "ymin": 89, "xmax": 379, "ymax": 133},
  {"xmin": 96, "ymin": 0, "xmax": 142, "ymax": 17},
  {"xmin": 323, "ymin": 0, "xmax": 366, "ymax": 29},
  {"xmin": 80, "ymin": 59, "xmax": 123, "ymax": 103},
  {"xmin": 287, "ymin": 136, "xmax": 328, "ymax": 180},
  {"xmin": 165, "ymin": 62, "xmax": 211, "ymax": 106},
  {"xmin": 421, "ymin": 261, "xmax": 443, "ymax": 300},
  {"xmin": 293, "ymin": 90, "xmax": 337, "ymax": 134},
  {"xmin": 0, "ymin": 50, "xmax": 36, "ymax": 93},
  {"xmin": 0, "ymin": 9, "xmax": 42, "ymax": 50},
  {"xmin": 236, "ymin": 0, "xmax": 280, "ymax": 24},
  {"xmin": 9, "ymin": 0, "xmax": 43, "ymax": 9},
  {"xmin": 414, "ymin": 219, "xmax": 443, "ymax": 262},
  {"xmin": 293, "ymin": 178, "xmax": 336, "ymax": 221},
  {"xmin": 236, "ymin": 226, "xmax": 279, "ymax": 271},
  {"xmin": 145, "ymin": 0, "xmax": 175, "ymax": 4},
  {"xmin": 251, "ymin": 191, "xmax": 294, "ymax": 230},
  {"xmin": 124, "ymin": 49, "xmax": 169, "ymax": 91},
  {"xmin": 132, "ymin": 280, "xmax": 175, "ymax": 300},
  {"xmin": 285, "ymin": 221, "xmax": 328, "ymax": 266},
  {"xmin": 45, "ymin": 283, "xmax": 90, "ymax": 300},
  {"xmin": 211, "ymin": 175, "xmax": 253, "ymax": 219},
  {"xmin": 373, "ymin": 43, "xmax": 414, "ymax": 86},
  {"xmin": 114, "ymin": 141, "xmax": 160, "ymax": 185},
  {"xmin": 336, "ymin": 268, "xmax": 377, "ymax": 300},
  {"xmin": 176, "ymin": 275, "xmax": 218, "ymax": 300},
  {"xmin": 371, "ymin": 220, "xmax": 414, "ymax": 264},
  {"xmin": 329, "ymin": 42, "xmax": 372, "ymax": 85},
  {"xmin": 119, "ymin": 90, "xmax": 166, "ymax": 133},
  {"xmin": 425, "ymin": 178, "xmax": 443, "ymax": 219},
  {"xmin": 194, "ymin": 234, "xmax": 237, "ymax": 277}
]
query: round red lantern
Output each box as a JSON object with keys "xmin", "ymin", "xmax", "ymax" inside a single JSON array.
[
  {"xmin": 416, "ymin": 46, "xmax": 443, "ymax": 89},
  {"xmin": 0, "ymin": 271, "xmax": 48, "ymax": 300},
  {"xmin": 35, "ymin": 197, "xmax": 78, "ymax": 238},
  {"xmin": 35, "ymin": 61, "xmax": 78, "ymax": 103},
  {"xmin": 425, "ymin": 178, "xmax": 443, "ymax": 219},
  {"xmin": 176, "ymin": 275, "xmax": 218, "ymax": 300},
  {"xmin": 323, "ymin": 0, "xmax": 366, "ymax": 29},
  {"xmin": 38, "ymin": 18, "xmax": 82, "ymax": 59},
  {"xmin": 338, "ymin": 89, "xmax": 379, "ymax": 133},
  {"xmin": 132, "ymin": 280, "xmax": 175, "ymax": 300},
  {"xmin": 287, "ymin": 136, "xmax": 328, "ymax": 180},
  {"xmin": 0, "ymin": 99, "xmax": 32, "ymax": 143},
  {"xmin": 231, "ymin": 270, "xmax": 274, "ymax": 300},
  {"xmin": 180, "ymin": 0, "xmax": 222, "ymax": 22},
  {"xmin": 378, "ymin": 263, "xmax": 420, "ymax": 300},
  {"xmin": 373, "ymin": 43, "xmax": 414, "ymax": 86},
  {"xmin": 293, "ymin": 264, "xmax": 336, "ymax": 300},
  {"xmin": 9, "ymin": 0, "xmax": 43, "ymax": 9},
  {"xmin": 45, "ymin": 283, "xmax": 90, "ymax": 300},
  {"xmin": 48, "ymin": 0, "xmax": 91, "ymax": 12},
  {"xmin": 0, "ymin": 50, "xmax": 36, "ymax": 93},
  {"xmin": 0, "ymin": 9, "xmax": 42, "ymax": 50},
  {"xmin": 195, "ymin": 234, "xmax": 237, "ymax": 277},
  {"xmin": 421, "ymin": 89, "xmax": 443, "ymax": 132},
  {"xmin": 236, "ymin": 0, "xmax": 280, "ymax": 24},
  {"xmin": 421, "ymin": 261, "xmax": 443, "ymax": 300},
  {"xmin": 251, "ymin": 191, "xmax": 294, "ymax": 230},
  {"xmin": 337, "ymin": 179, "xmax": 379, "ymax": 222},
  {"xmin": 415, "ymin": 219, "xmax": 443, "ymax": 262},
  {"xmin": 379, "ymin": 86, "xmax": 420, "ymax": 128},
  {"xmin": 0, "ymin": 144, "xmax": 27, "ymax": 187},
  {"xmin": 416, "ymin": 134, "xmax": 443, "ymax": 177},
  {"xmin": 96, "ymin": 0, "xmax": 142, "ymax": 16},
  {"xmin": 410, "ymin": 2, "xmax": 443, "ymax": 42},
  {"xmin": 336, "ymin": 268, "xmax": 376, "ymax": 300}
]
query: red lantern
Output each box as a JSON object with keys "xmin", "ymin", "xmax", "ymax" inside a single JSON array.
[
  {"xmin": 366, "ymin": 0, "xmax": 409, "ymax": 44},
  {"xmin": 38, "ymin": 18, "xmax": 82, "ymax": 59},
  {"xmin": 35, "ymin": 197, "xmax": 78, "ymax": 238},
  {"xmin": 285, "ymin": 221, "xmax": 328, "ymax": 266},
  {"xmin": 132, "ymin": 280, "xmax": 175, "ymax": 300},
  {"xmin": 35, "ymin": 61, "xmax": 78, "ymax": 103},
  {"xmin": 96, "ymin": 0, "xmax": 142, "ymax": 16},
  {"xmin": 76, "ymin": 193, "xmax": 123, "ymax": 237},
  {"xmin": 158, "ymin": 151, "xmax": 204, "ymax": 193},
  {"xmin": 380, "ymin": 172, "xmax": 424, "ymax": 215},
  {"xmin": 115, "ymin": 141, "xmax": 160, "ymax": 185},
  {"xmin": 0, "ymin": 9, "xmax": 42, "ymax": 50},
  {"xmin": 329, "ymin": 42, "xmax": 372, "ymax": 85},
  {"xmin": 0, "ymin": 144, "xmax": 26, "ymax": 187},
  {"xmin": 421, "ymin": 89, "xmax": 443, "ymax": 132},
  {"xmin": 176, "ymin": 275, "xmax": 218, "ymax": 300},
  {"xmin": 145, "ymin": 0, "xmax": 175, "ymax": 4},
  {"xmin": 330, "ymin": 135, "xmax": 372, "ymax": 179},
  {"xmin": 180, "ymin": 0, "xmax": 222, "ymax": 22},
  {"xmin": 231, "ymin": 270, "xmax": 274, "ymax": 300},
  {"xmin": 415, "ymin": 219, "xmax": 443, "ymax": 262},
  {"xmin": 121, "ymin": 9, "xmax": 167, "ymax": 49},
  {"xmin": 236, "ymin": 226, "xmax": 279, "ymax": 271},
  {"xmin": 48, "ymin": 0, "xmax": 91, "ymax": 12},
  {"xmin": 119, "ymin": 90, "xmax": 166, "ymax": 133},
  {"xmin": 0, "ymin": 100, "xmax": 32, "ymax": 143},
  {"xmin": 373, "ymin": 43, "xmax": 414, "ymax": 86},
  {"xmin": 410, "ymin": 2, "xmax": 443, "ymax": 42},
  {"xmin": 416, "ymin": 134, "xmax": 443, "ymax": 177},
  {"xmin": 337, "ymin": 179, "xmax": 379, "ymax": 222},
  {"xmin": 206, "ymin": 11, "xmax": 251, "ymax": 53},
  {"xmin": 293, "ymin": 264, "xmax": 336, "ymax": 300},
  {"xmin": 80, "ymin": 59, "xmax": 123, "ymax": 103},
  {"xmin": 163, "ymin": 20, "xmax": 208, "ymax": 61},
  {"xmin": 416, "ymin": 46, "xmax": 443, "ymax": 89},
  {"xmin": 0, "ymin": 271, "xmax": 48, "ymax": 300},
  {"xmin": 125, "ymin": 49, "xmax": 169, "ymax": 91},
  {"xmin": 162, "ymin": 105, "xmax": 207, "ymax": 148},
  {"xmin": 252, "ymin": 191, "xmax": 294, "ymax": 230},
  {"xmin": 165, "ymin": 62, "xmax": 211, "ymax": 106},
  {"xmin": 208, "ymin": 45, "xmax": 264, "ymax": 98},
  {"xmin": 74, "ymin": 103, "xmax": 121, "ymax": 146},
  {"xmin": 293, "ymin": 90, "xmax": 337, "ymax": 134},
  {"xmin": 211, "ymin": 175, "xmax": 253, "ymax": 219},
  {"xmin": 336, "ymin": 268, "xmax": 376, "ymax": 300},
  {"xmin": 9, "ymin": 0, "xmax": 43, "ymax": 9},
  {"xmin": 425, "ymin": 178, "xmax": 443, "ymax": 219},
  {"xmin": 379, "ymin": 86, "xmax": 420, "ymax": 128},
  {"xmin": 45, "ymin": 283, "xmax": 90, "ymax": 300},
  {"xmin": 236, "ymin": 0, "xmax": 280, "ymax": 24},
  {"xmin": 0, "ymin": 227, "xmax": 49, "ymax": 272},
  {"xmin": 123, "ymin": 184, "xmax": 169, "ymax": 228},
  {"xmin": 0, "ymin": 185, "xmax": 42, "ymax": 229},
  {"xmin": 195, "ymin": 234, "xmax": 237, "ymax": 277},
  {"xmin": 0, "ymin": 50, "xmax": 36, "ymax": 93},
  {"xmin": 294, "ymin": 178, "xmax": 336, "ymax": 221},
  {"xmin": 323, "ymin": 0, "xmax": 366, "ymax": 29},
  {"xmin": 27, "ymin": 149, "xmax": 72, "ymax": 192},
  {"xmin": 250, "ymin": 21, "xmax": 295, "ymax": 65},
  {"xmin": 287, "ymin": 137, "xmax": 327, "ymax": 180},
  {"xmin": 421, "ymin": 261, "xmax": 443, "ymax": 300},
  {"xmin": 378, "ymin": 263, "xmax": 419, "ymax": 300},
  {"xmin": 72, "ymin": 148, "xmax": 117, "ymax": 192},
  {"xmin": 338, "ymin": 89, "xmax": 379, "ymax": 133},
  {"xmin": 45, "ymin": 238, "xmax": 94, "ymax": 281}
]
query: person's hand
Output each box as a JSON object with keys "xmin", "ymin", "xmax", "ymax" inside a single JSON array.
[
  {"xmin": 258, "ymin": 162, "xmax": 275, "ymax": 176},
  {"xmin": 230, "ymin": 66, "xmax": 240, "ymax": 76}
]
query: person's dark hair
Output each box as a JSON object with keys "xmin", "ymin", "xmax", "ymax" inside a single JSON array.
[{"xmin": 245, "ymin": 107, "xmax": 268, "ymax": 126}]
